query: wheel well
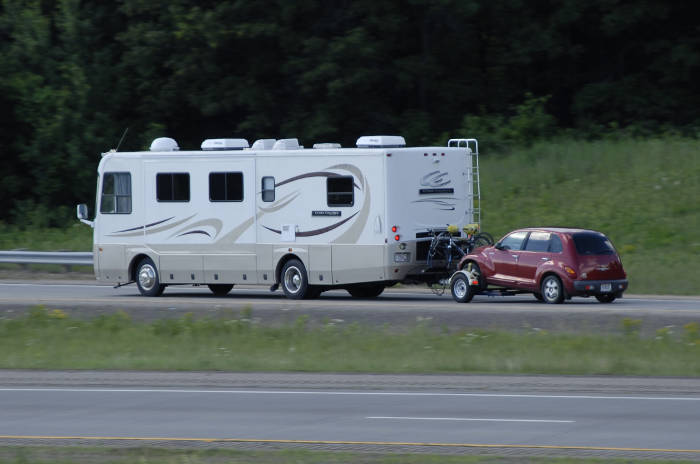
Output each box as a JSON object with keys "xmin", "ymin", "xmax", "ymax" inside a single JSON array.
[
  {"xmin": 538, "ymin": 271, "xmax": 561, "ymax": 288},
  {"xmin": 458, "ymin": 259, "xmax": 478, "ymax": 271},
  {"xmin": 129, "ymin": 254, "xmax": 152, "ymax": 282},
  {"xmin": 275, "ymin": 254, "xmax": 302, "ymax": 283}
]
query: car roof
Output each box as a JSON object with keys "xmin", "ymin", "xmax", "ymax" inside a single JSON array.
[{"xmin": 516, "ymin": 227, "xmax": 604, "ymax": 235}]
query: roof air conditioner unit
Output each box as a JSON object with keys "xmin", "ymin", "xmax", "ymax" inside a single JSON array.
[
  {"xmin": 356, "ymin": 135, "xmax": 406, "ymax": 148},
  {"xmin": 201, "ymin": 138, "xmax": 249, "ymax": 151}
]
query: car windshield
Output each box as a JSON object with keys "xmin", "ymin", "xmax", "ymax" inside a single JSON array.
[{"xmin": 572, "ymin": 232, "xmax": 615, "ymax": 255}]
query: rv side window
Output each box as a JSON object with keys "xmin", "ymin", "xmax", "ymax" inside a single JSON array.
[
  {"xmin": 157, "ymin": 173, "xmax": 190, "ymax": 202},
  {"xmin": 100, "ymin": 172, "xmax": 132, "ymax": 214},
  {"xmin": 327, "ymin": 176, "xmax": 354, "ymax": 207},
  {"xmin": 262, "ymin": 176, "xmax": 275, "ymax": 202},
  {"xmin": 209, "ymin": 172, "xmax": 243, "ymax": 202}
]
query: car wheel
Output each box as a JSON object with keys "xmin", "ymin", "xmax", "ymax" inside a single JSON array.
[
  {"xmin": 136, "ymin": 257, "xmax": 165, "ymax": 297},
  {"xmin": 541, "ymin": 275, "xmax": 564, "ymax": 304},
  {"xmin": 208, "ymin": 284, "xmax": 233, "ymax": 296},
  {"xmin": 595, "ymin": 294, "xmax": 616, "ymax": 303},
  {"xmin": 281, "ymin": 259, "xmax": 309, "ymax": 299},
  {"xmin": 533, "ymin": 293, "xmax": 544, "ymax": 302},
  {"xmin": 347, "ymin": 284, "xmax": 385, "ymax": 298},
  {"xmin": 450, "ymin": 273, "xmax": 474, "ymax": 303}
]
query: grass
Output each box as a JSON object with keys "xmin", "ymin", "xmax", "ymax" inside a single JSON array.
[
  {"xmin": 1, "ymin": 136, "xmax": 698, "ymax": 293},
  {"xmin": 480, "ymin": 137, "xmax": 700, "ymax": 295},
  {"xmin": 2, "ymin": 446, "xmax": 696, "ymax": 464},
  {"xmin": 1, "ymin": 307, "xmax": 699, "ymax": 376}
]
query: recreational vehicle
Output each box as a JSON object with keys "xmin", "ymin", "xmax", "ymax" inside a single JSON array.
[{"xmin": 76, "ymin": 135, "xmax": 481, "ymax": 299}]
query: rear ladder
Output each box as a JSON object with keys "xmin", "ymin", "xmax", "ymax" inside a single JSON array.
[{"xmin": 448, "ymin": 138, "xmax": 481, "ymax": 228}]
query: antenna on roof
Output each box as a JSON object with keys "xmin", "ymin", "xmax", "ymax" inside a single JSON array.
[{"xmin": 115, "ymin": 128, "xmax": 129, "ymax": 152}]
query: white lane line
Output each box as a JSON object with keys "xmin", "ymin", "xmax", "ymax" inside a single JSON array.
[
  {"xmin": 367, "ymin": 416, "xmax": 574, "ymax": 423},
  {"xmin": 0, "ymin": 283, "xmax": 109, "ymax": 289},
  {"xmin": 1, "ymin": 388, "xmax": 699, "ymax": 401}
]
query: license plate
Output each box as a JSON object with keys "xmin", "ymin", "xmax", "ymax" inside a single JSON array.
[{"xmin": 600, "ymin": 283, "xmax": 612, "ymax": 292}]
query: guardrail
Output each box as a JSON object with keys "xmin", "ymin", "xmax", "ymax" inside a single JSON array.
[{"xmin": 0, "ymin": 251, "xmax": 93, "ymax": 267}]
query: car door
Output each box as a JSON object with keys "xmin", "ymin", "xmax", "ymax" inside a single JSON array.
[
  {"xmin": 487, "ymin": 231, "xmax": 527, "ymax": 285},
  {"xmin": 517, "ymin": 231, "xmax": 553, "ymax": 289}
]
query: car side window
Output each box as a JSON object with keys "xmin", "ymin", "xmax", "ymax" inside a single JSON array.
[
  {"xmin": 549, "ymin": 234, "xmax": 563, "ymax": 253},
  {"xmin": 524, "ymin": 232, "xmax": 550, "ymax": 252},
  {"xmin": 499, "ymin": 231, "xmax": 528, "ymax": 250}
]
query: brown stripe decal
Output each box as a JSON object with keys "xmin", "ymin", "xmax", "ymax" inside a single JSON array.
[
  {"xmin": 276, "ymin": 172, "xmax": 360, "ymax": 190},
  {"xmin": 264, "ymin": 212, "xmax": 358, "ymax": 237}
]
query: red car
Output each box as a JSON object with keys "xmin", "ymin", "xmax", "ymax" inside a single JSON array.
[{"xmin": 450, "ymin": 228, "xmax": 628, "ymax": 304}]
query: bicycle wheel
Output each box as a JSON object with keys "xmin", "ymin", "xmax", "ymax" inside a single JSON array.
[{"xmin": 473, "ymin": 233, "xmax": 494, "ymax": 248}]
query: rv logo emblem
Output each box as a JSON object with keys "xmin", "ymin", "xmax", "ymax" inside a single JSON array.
[{"xmin": 421, "ymin": 170, "xmax": 451, "ymax": 188}]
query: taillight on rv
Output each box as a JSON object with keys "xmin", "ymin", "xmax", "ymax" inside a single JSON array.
[
  {"xmin": 394, "ymin": 235, "xmax": 400, "ymax": 241},
  {"xmin": 391, "ymin": 226, "xmax": 397, "ymax": 233}
]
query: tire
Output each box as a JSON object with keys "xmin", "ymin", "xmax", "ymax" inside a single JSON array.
[
  {"xmin": 540, "ymin": 275, "xmax": 564, "ymax": 304},
  {"xmin": 596, "ymin": 294, "xmax": 616, "ymax": 303},
  {"xmin": 450, "ymin": 273, "xmax": 474, "ymax": 303},
  {"xmin": 208, "ymin": 284, "xmax": 233, "ymax": 296},
  {"xmin": 135, "ymin": 257, "xmax": 165, "ymax": 297},
  {"xmin": 280, "ymin": 259, "xmax": 309, "ymax": 299},
  {"xmin": 347, "ymin": 283, "xmax": 385, "ymax": 298}
]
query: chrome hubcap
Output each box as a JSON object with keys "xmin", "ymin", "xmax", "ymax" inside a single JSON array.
[
  {"xmin": 544, "ymin": 279, "xmax": 559, "ymax": 300},
  {"xmin": 284, "ymin": 266, "xmax": 302, "ymax": 294},
  {"xmin": 138, "ymin": 264, "xmax": 156, "ymax": 291},
  {"xmin": 453, "ymin": 279, "xmax": 468, "ymax": 299}
]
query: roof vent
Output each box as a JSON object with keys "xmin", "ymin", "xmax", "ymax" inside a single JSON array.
[
  {"xmin": 313, "ymin": 143, "xmax": 342, "ymax": 149},
  {"xmin": 150, "ymin": 137, "xmax": 179, "ymax": 151},
  {"xmin": 356, "ymin": 135, "xmax": 406, "ymax": 148},
  {"xmin": 251, "ymin": 139, "xmax": 276, "ymax": 150},
  {"xmin": 201, "ymin": 138, "xmax": 249, "ymax": 151},
  {"xmin": 273, "ymin": 138, "xmax": 301, "ymax": 150}
]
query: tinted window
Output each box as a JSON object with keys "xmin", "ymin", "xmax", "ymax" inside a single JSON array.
[
  {"xmin": 499, "ymin": 231, "xmax": 527, "ymax": 250},
  {"xmin": 262, "ymin": 176, "xmax": 275, "ymax": 202},
  {"xmin": 327, "ymin": 176, "xmax": 354, "ymax": 206},
  {"xmin": 209, "ymin": 172, "xmax": 243, "ymax": 202},
  {"xmin": 100, "ymin": 172, "xmax": 131, "ymax": 214},
  {"xmin": 573, "ymin": 232, "xmax": 615, "ymax": 255},
  {"xmin": 549, "ymin": 234, "xmax": 563, "ymax": 253},
  {"xmin": 524, "ymin": 232, "xmax": 550, "ymax": 252},
  {"xmin": 157, "ymin": 173, "xmax": 190, "ymax": 202}
]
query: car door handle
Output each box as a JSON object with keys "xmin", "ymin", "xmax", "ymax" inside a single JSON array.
[
  {"xmin": 540, "ymin": 257, "xmax": 549, "ymax": 261},
  {"xmin": 511, "ymin": 254, "xmax": 519, "ymax": 260}
]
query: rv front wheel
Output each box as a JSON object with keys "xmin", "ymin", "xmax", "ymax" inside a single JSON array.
[
  {"xmin": 281, "ymin": 259, "xmax": 309, "ymax": 299},
  {"xmin": 136, "ymin": 258, "xmax": 165, "ymax": 297}
]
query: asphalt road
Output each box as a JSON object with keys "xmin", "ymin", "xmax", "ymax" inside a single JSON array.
[
  {"xmin": 1, "ymin": 371, "xmax": 700, "ymax": 459},
  {"xmin": 0, "ymin": 280, "xmax": 699, "ymax": 334}
]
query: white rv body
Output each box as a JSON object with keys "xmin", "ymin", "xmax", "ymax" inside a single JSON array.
[{"xmin": 86, "ymin": 136, "xmax": 480, "ymax": 297}]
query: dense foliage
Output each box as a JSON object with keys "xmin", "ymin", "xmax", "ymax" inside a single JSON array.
[{"xmin": 1, "ymin": 0, "xmax": 698, "ymax": 224}]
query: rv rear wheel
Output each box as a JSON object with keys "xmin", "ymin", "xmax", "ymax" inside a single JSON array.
[
  {"xmin": 136, "ymin": 257, "xmax": 165, "ymax": 297},
  {"xmin": 347, "ymin": 284, "xmax": 385, "ymax": 298},
  {"xmin": 208, "ymin": 284, "xmax": 233, "ymax": 296},
  {"xmin": 281, "ymin": 259, "xmax": 309, "ymax": 300}
]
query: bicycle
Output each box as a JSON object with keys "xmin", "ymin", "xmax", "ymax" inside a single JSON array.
[{"xmin": 426, "ymin": 224, "xmax": 493, "ymax": 270}]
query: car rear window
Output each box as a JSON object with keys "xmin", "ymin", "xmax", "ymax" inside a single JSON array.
[{"xmin": 572, "ymin": 232, "xmax": 615, "ymax": 255}]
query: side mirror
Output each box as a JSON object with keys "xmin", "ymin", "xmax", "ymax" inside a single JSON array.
[
  {"xmin": 76, "ymin": 204, "xmax": 94, "ymax": 227},
  {"xmin": 494, "ymin": 242, "xmax": 504, "ymax": 250},
  {"xmin": 77, "ymin": 204, "xmax": 88, "ymax": 220}
]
